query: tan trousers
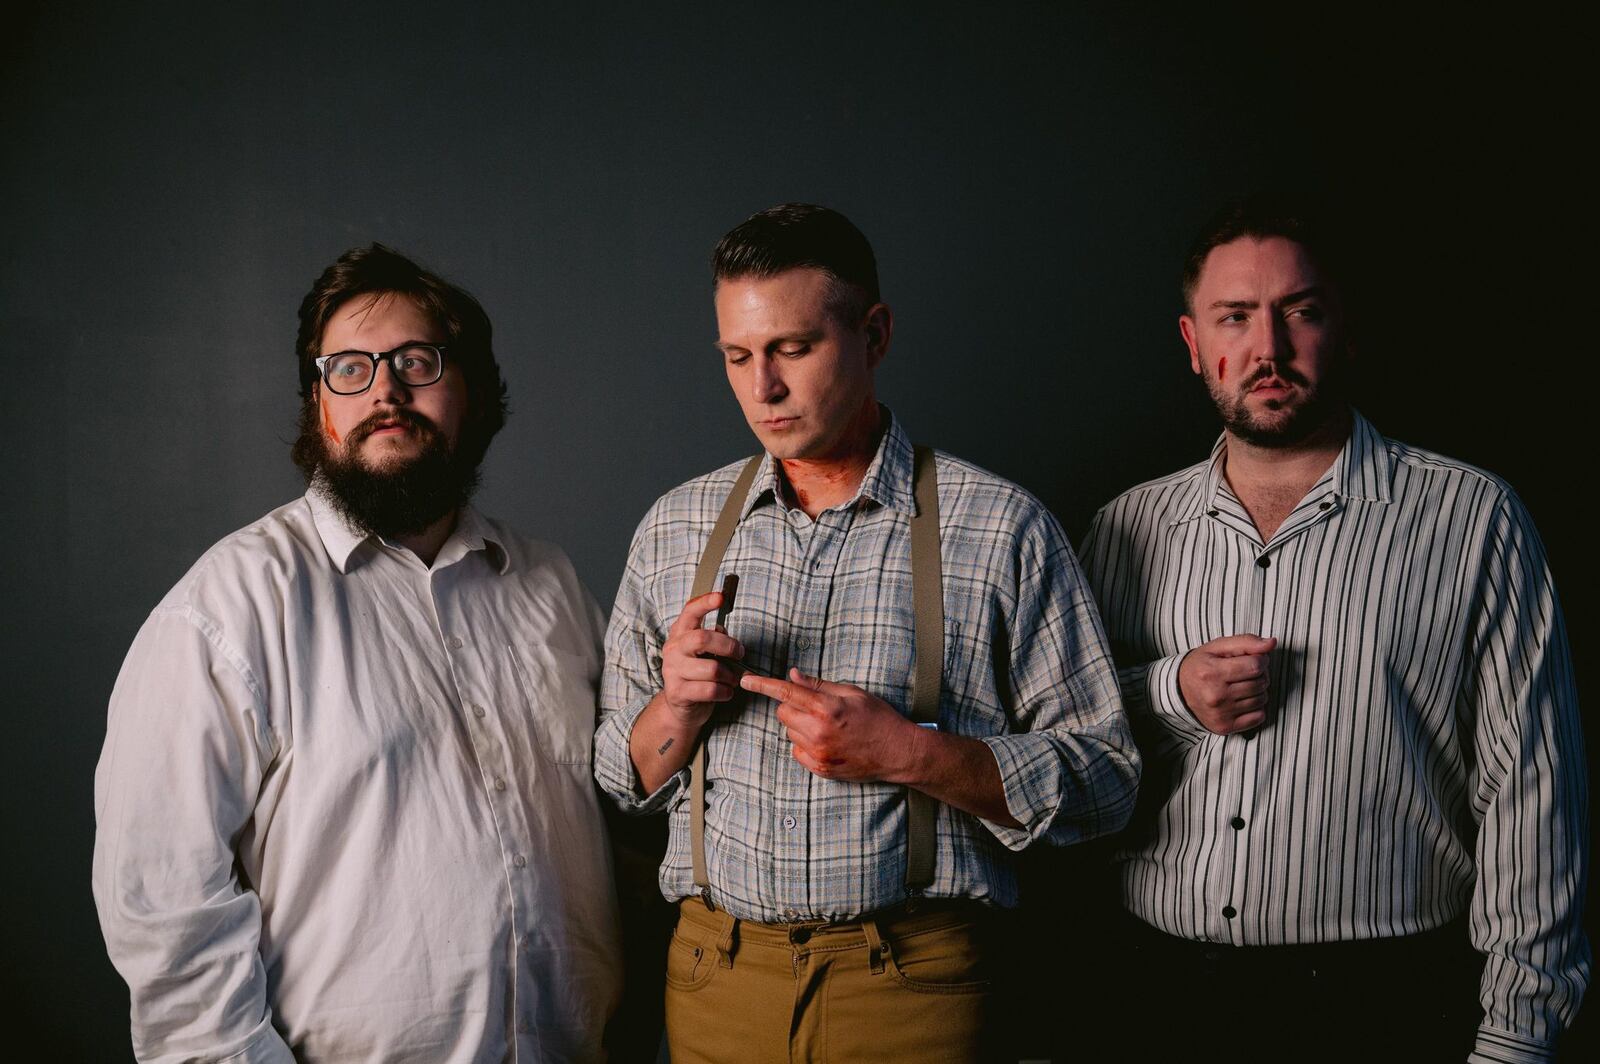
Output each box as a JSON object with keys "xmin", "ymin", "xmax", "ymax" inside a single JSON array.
[{"xmin": 664, "ymin": 895, "xmax": 994, "ymax": 1064}]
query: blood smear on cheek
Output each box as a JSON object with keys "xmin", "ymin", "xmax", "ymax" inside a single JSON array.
[
  {"xmin": 321, "ymin": 401, "xmax": 341, "ymax": 445},
  {"xmin": 1218, "ymin": 356, "xmax": 1227, "ymax": 381}
]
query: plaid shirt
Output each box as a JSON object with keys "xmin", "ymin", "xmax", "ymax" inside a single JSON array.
[{"xmin": 594, "ymin": 413, "xmax": 1139, "ymax": 923}]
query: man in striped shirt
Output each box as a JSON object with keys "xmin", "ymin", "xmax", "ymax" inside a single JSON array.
[
  {"xmin": 1080, "ymin": 196, "xmax": 1588, "ymax": 1061},
  {"xmin": 594, "ymin": 203, "xmax": 1139, "ymax": 1062}
]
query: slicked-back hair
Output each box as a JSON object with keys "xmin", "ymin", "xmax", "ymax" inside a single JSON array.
[
  {"xmin": 1181, "ymin": 193, "xmax": 1350, "ymax": 314},
  {"xmin": 711, "ymin": 203, "xmax": 881, "ymax": 323},
  {"xmin": 291, "ymin": 243, "xmax": 509, "ymax": 476}
]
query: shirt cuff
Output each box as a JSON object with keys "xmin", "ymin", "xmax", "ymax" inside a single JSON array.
[
  {"xmin": 593, "ymin": 693, "xmax": 689, "ymax": 814},
  {"xmin": 207, "ymin": 1014, "xmax": 297, "ymax": 1064},
  {"xmin": 1468, "ymin": 1024, "xmax": 1555, "ymax": 1063},
  {"xmin": 1128, "ymin": 655, "xmax": 1212, "ymax": 743},
  {"xmin": 977, "ymin": 732, "xmax": 1063, "ymax": 851}
]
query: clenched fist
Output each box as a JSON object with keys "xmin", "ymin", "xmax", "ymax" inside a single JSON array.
[{"xmin": 1177, "ymin": 634, "xmax": 1277, "ymax": 735}]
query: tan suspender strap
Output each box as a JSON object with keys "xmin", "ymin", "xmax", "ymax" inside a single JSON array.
[
  {"xmin": 688, "ymin": 455, "xmax": 764, "ymax": 895},
  {"xmin": 685, "ymin": 447, "xmax": 944, "ymax": 900},
  {"xmin": 905, "ymin": 444, "xmax": 943, "ymax": 892}
]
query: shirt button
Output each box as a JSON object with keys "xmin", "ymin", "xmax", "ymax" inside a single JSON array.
[
  {"xmin": 1319, "ymin": 501, "xmax": 1333, "ymax": 511},
  {"xmin": 513, "ymin": 854, "xmax": 527, "ymax": 868},
  {"xmin": 1222, "ymin": 905, "xmax": 1237, "ymax": 919},
  {"xmin": 785, "ymin": 908, "xmax": 798, "ymax": 920},
  {"xmin": 1256, "ymin": 556, "xmax": 1271, "ymax": 569},
  {"xmin": 472, "ymin": 703, "xmax": 486, "ymax": 718},
  {"xmin": 795, "ymin": 636, "xmax": 811, "ymax": 651},
  {"xmin": 1230, "ymin": 816, "xmax": 1246, "ymax": 830},
  {"xmin": 494, "ymin": 777, "xmax": 507, "ymax": 792},
  {"xmin": 1206, "ymin": 509, "xmax": 1219, "ymax": 518},
  {"xmin": 782, "ymin": 815, "xmax": 797, "ymax": 829},
  {"xmin": 448, "ymin": 635, "xmax": 464, "ymax": 649}
]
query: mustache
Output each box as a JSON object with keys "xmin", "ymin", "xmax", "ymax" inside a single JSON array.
[
  {"xmin": 1242, "ymin": 364, "xmax": 1309, "ymax": 390},
  {"xmin": 345, "ymin": 408, "xmax": 440, "ymax": 449}
]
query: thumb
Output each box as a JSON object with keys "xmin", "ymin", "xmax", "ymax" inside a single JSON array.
[
  {"xmin": 788, "ymin": 667, "xmax": 825, "ymax": 692},
  {"xmin": 1208, "ymin": 633, "xmax": 1277, "ymax": 656}
]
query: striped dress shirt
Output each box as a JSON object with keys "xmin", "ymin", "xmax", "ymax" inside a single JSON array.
[
  {"xmin": 1079, "ymin": 411, "xmax": 1588, "ymax": 1062},
  {"xmin": 595, "ymin": 413, "xmax": 1140, "ymax": 924}
]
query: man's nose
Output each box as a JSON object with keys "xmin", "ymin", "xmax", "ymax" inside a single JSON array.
[
  {"xmin": 751, "ymin": 357, "xmax": 786, "ymax": 403},
  {"xmin": 1252, "ymin": 315, "xmax": 1290, "ymax": 366},
  {"xmin": 370, "ymin": 360, "xmax": 411, "ymax": 403}
]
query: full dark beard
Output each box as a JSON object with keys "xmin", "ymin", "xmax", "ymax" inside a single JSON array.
[{"xmin": 302, "ymin": 409, "xmax": 480, "ymax": 539}]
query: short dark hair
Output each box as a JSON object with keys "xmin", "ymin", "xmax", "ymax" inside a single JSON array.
[
  {"xmin": 291, "ymin": 244, "xmax": 509, "ymax": 476},
  {"xmin": 711, "ymin": 203, "xmax": 881, "ymax": 322},
  {"xmin": 1181, "ymin": 193, "xmax": 1348, "ymax": 313}
]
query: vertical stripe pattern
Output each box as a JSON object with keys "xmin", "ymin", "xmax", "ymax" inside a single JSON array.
[{"xmin": 1079, "ymin": 411, "xmax": 1588, "ymax": 1059}]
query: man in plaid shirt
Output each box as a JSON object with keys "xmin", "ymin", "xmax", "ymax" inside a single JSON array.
[{"xmin": 594, "ymin": 203, "xmax": 1138, "ymax": 1063}]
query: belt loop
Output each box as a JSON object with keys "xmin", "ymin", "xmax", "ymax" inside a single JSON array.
[
  {"xmin": 862, "ymin": 917, "xmax": 888, "ymax": 976},
  {"xmin": 715, "ymin": 907, "xmax": 738, "ymax": 969}
]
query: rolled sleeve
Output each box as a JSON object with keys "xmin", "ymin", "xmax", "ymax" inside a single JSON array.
[
  {"xmin": 595, "ymin": 505, "xmax": 685, "ymax": 815},
  {"xmin": 592, "ymin": 691, "xmax": 690, "ymax": 813},
  {"xmin": 987, "ymin": 509, "xmax": 1140, "ymax": 849}
]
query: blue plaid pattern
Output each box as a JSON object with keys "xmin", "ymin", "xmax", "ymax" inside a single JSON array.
[{"xmin": 595, "ymin": 414, "xmax": 1139, "ymax": 923}]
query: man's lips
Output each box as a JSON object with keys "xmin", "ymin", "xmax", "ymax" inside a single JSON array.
[
  {"xmin": 1247, "ymin": 376, "xmax": 1294, "ymax": 396},
  {"xmin": 758, "ymin": 416, "xmax": 799, "ymax": 429},
  {"xmin": 350, "ymin": 412, "xmax": 434, "ymax": 447}
]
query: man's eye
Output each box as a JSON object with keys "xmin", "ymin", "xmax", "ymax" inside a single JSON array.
[
  {"xmin": 334, "ymin": 361, "xmax": 364, "ymax": 377},
  {"xmin": 724, "ymin": 351, "xmax": 751, "ymax": 366},
  {"xmin": 1218, "ymin": 312, "xmax": 1247, "ymax": 325},
  {"xmin": 777, "ymin": 345, "xmax": 809, "ymax": 358},
  {"xmin": 1287, "ymin": 305, "xmax": 1324, "ymax": 322}
]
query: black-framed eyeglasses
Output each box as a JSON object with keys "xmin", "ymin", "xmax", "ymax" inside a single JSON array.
[{"xmin": 314, "ymin": 344, "xmax": 448, "ymax": 396}]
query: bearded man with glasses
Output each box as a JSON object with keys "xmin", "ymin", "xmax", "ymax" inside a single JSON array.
[{"xmin": 92, "ymin": 245, "xmax": 623, "ymax": 1061}]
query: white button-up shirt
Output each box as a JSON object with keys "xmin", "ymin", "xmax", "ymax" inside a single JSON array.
[{"xmin": 93, "ymin": 491, "xmax": 622, "ymax": 1062}]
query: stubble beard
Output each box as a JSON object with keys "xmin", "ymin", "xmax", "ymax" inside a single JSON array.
[
  {"xmin": 299, "ymin": 406, "xmax": 480, "ymax": 539},
  {"xmin": 1203, "ymin": 359, "xmax": 1346, "ymax": 449}
]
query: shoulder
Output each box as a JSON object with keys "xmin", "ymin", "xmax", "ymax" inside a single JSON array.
[
  {"xmin": 156, "ymin": 498, "xmax": 326, "ymax": 617},
  {"xmin": 647, "ymin": 457, "xmax": 760, "ymax": 521},
  {"xmin": 478, "ymin": 512, "xmax": 589, "ymax": 595},
  {"xmin": 626, "ymin": 456, "xmax": 761, "ymax": 551},
  {"xmin": 928, "ymin": 449, "xmax": 1068, "ymax": 551},
  {"xmin": 1091, "ymin": 457, "xmax": 1212, "ymax": 528},
  {"xmin": 1383, "ymin": 436, "xmax": 1516, "ymax": 506}
]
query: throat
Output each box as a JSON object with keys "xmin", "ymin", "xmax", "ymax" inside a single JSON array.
[{"xmin": 779, "ymin": 404, "xmax": 885, "ymax": 518}]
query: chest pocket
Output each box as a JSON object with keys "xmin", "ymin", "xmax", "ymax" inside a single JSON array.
[{"xmin": 507, "ymin": 644, "xmax": 597, "ymax": 765}]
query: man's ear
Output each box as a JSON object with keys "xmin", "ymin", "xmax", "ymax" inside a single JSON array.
[
  {"xmin": 864, "ymin": 303, "xmax": 893, "ymax": 367},
  {"xmin": 1179, "ymin": 315, "xmax": 1202, "ymax": 376}
]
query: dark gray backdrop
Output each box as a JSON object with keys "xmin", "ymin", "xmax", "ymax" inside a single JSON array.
[{"xmin": 2, "ymin": 2, "xmax": 1589, "ymax": 1057}]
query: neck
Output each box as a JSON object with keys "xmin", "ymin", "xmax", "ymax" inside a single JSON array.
[
  {"xmin": 779, "ymin": 401, "xmax": 884, "ymax": 518},
  {"xmin": 1221, "ymin": 410, "xmax": 1351, "ymax": 542},
  {"xmin": 391, "ymin": 508, "xmax": 459, "ymax": 567},
  {"xmin": 1222, "ymin": 408, "xmax": 1352, "ymax": 490}
]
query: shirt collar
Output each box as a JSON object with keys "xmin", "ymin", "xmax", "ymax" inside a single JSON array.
[
  {"xmin": 306, "ymin": 486, "xmax": 509, "ymax": 574},
  {"xmin": 741, "ymin": 406, "xmax": 917, "ymax": 520},
  {"xmin": 1172, "ymin": 407, "xmax": 1392, "ymax": 524}
]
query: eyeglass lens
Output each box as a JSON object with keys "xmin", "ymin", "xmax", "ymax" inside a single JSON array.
[{"xmin": 324, "ymin": 346, "xmax": 442, "ymax": 394}]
